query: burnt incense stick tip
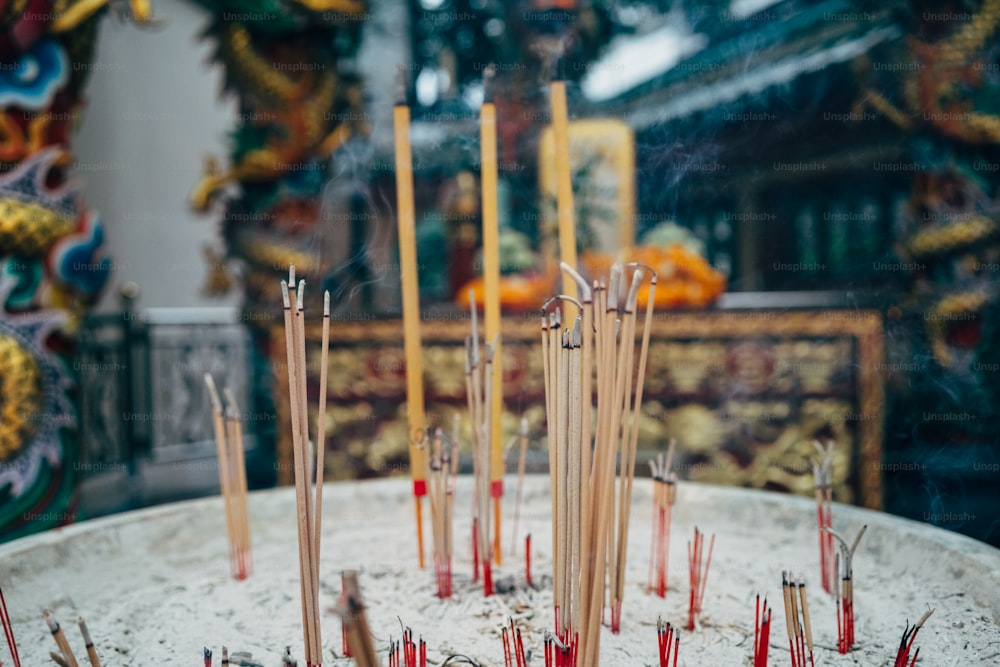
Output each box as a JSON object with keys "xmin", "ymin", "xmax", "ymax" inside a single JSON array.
[
  {"xmin": 204, "ymin": 373, "xmax": 222, "ymax": 412},
  {"xmin": 625, "ymin": 269, "xmax": 643, "ymax": 313},
  {"xmin": 296, "ymin": 280, "xmax": 305, "ymax": 311},
  {"xmin": 625, "ymin": 261, "xmax": 658, "ymax": 282},
  {"xmin": 44, "ymin": 611, "xmax": 59, "ymax": 633},
  {"xmin": 559, "ymin": 262, "xmax": 592, "ymax": 302},
  {"xmin": 205, "ymin": 648, "xmax": 212, "ymax": 658},
  {"xmin": 324, "ymin": 290, "xmax": 330, "ymax": 317},
  {"xmin": 280, "ymin": 280, "xmax": 291, "ymax": 309},
  {"xmin": 394, "ymin": 67, "xmax": 408, "ymax": 106},
  {"xmin": 482, "ymin": 64, "xmax": 496, "ymax": 102},
  {"xmin": 288, "ymin": 265, "xmax": 296, "ymax": 286},
  {"xmin": 915, "ymin": 607, "xmax": 935, "ymax": 628},
  {"xmin": 77, "ymin": 616, "xmax": 93, "ymax": 646},
  {"xmin": 607, "ymin": 264, "xmax": 623, "ymax": 311}
]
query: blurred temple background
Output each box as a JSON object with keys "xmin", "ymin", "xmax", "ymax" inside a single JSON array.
[{"xmin": 0, "ymin": 0, "xmax": 997, "ymax": 545}]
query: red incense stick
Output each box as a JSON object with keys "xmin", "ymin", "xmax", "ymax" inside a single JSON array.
[
  {"xmin": 893, "ymin": 608, "xmax": 934, "ymax": 667},
  {"xmin": 0, "ymin": 587, "xmax": 20, "ymax": 667},
  {"xmin": 752, "ymin": 597, "xmax": 772, "ymax": 667},
  {"xmin": 686, "ymin": 527, "xmax": 715, "ymax": 630}
]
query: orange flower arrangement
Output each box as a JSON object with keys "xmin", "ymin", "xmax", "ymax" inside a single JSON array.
[
  {"xmin": 457, "ymin": 243, "xmax": 725, "ymax": 312},
  {"xmin": 582, "ymin": 244, "xmax": 726, "ymax": 308}
]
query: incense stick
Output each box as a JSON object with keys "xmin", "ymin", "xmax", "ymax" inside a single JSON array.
[
  {"xmin": 280, "ymin": 277, "xmax": 322, "ymax": 665},
  {"xmin": 753, "ymin": 596, "xmax": 772, "ymax": 667},
  {"xmin": 0, "ymin": 586, "xmax": 20, "ymax": 667},
  {"xmin": 686, "ymin": 528, "xmax": 715, "ymax": 631},
  {"xmin": 44, "ymin": 612, "xmax": 78, "ymax": 667},
  {"xmin": 77, "ymin": 617, "xmax": 100, "ymax": 667},
  {"xmin": 479, "ymin": 66, "xmax": 505, "ymax": 569},
  {"xmin": 223, "ymin": 388, "xmax": 253, "ymax": 580},
  {"xmin": 313, "ymin": 291, "xmax": 331, "ymax": 573},
  {"xmin": 655, "ymin": 619, "xmax": 679, "ymax": 667},
  {"xmin": 337, "ymin": 571, "xmax": 378, "ymax": 667},
  {"xmin": 648, "ymin": 442, "xmax": 677, "ymax": 598},
  {"xmin": 205, "ymin": 374, "xmax": 238, "ymax": 578},
  {"xmin": 893, "ymin": 607, "xmax": 934, "ymax": 667},
  {"xmin": 812, "ymin": 441, "xmax": 835, "ymax": 594},
  {"xmin": 510, "ymin": 416, "xmax": 530, "ymax": 556},
  {"xmin": 393, "ymin": 80, "xmax": 428, "ymax": 569},
  {"xmin": 826, "ymin": 525, "xmax": 867, "ymax": 654}
]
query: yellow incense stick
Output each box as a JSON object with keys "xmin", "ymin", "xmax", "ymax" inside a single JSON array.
[
  {"xmin": 479, "ymin": 78, "xmax": 504, "ymax": 565},
  {"xmin": 394, "ymin": 92, "xmax": 427, "ymax": 568},
  {"xmin": 550, "ymin": 81, "xmax": 577, "ymax": 300}
]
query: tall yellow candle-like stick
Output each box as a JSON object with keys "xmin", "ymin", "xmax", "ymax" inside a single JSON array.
[
  {"xmin": 551, "ymin": 81, "xmax": 577, "ymax": 300},
  {"xmin": 394, "ymin": 77, "xmax": 428, "ymax": 569},
  {"xmin": 480, "ymin": 67, "xmax": 504, "ymax": 565}
]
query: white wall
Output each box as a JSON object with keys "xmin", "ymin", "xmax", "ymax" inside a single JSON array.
[
  {"xmin": 73, "ymin": 0, "xmax": 408, "ymax": 313},
  {"xmin": 74, "ymin": 0, "xmax": 239, "ymax": 313}
]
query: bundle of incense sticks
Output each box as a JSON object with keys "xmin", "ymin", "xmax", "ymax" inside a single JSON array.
[
  {"xmin": 280, "ymin": 269, "xmax": 332, "ymax": 667},
  {"xmin": 540, "ymin": 262, "xmax": 656, "ymax": 661},
  {"xmin": 686, "ymin": 527, "xmax": 715, "ymax": 631},
  {"xmin": 335, "ymin": 571, "xmax": 378, "ymax": 667},
  {"xmin": 0, "ymin": 586, "xmax": 20, "ymax": 667},
  {"xmin": 543, "ymin": 632, "xmax": 572, "ymax": 667},
  {"xmin": 647, "ymin": 441, "xmax": 677, "ymax": 598},
  {"xmin": 425, "ymin": 427, "xmax": 457, "ymax": 598},
  {"xmin": 827, "ymin": 525, "xmax": 867, "ymax": 654},
  {"xmin": 205, "ymin": 374, "xmax": 254, "ymax": 580},
  {"xmin": 501, "ymin": 617, "xmax": 528, "ymax": 667},
  {"xmin": 655, "ymin": 619, "xmax": 679, "ymax": 667},
  {"xmin": 753, "ymin": 595, "xmax": 772, "ymax": 667},
  {"xmin": 389, "ymin": 627, "xmax": 426, "ymax": 667},
  {"xmin": 892, "ymin": 608, "xmax": 934, "ymax": 667},
  {"xmin": 781, "ymin": 573, "xmax": 814, "ymax": 667},
  {"xmin": 812, "ymin": 441, "xmax": 835, "ymax": 594},
  {"xmin": 45, "ymin": 611, "xmax": 103, "ymax": 667},
  {"xmin": 465, "ymin": 291, "xmax": 498, "ymax": 596}
]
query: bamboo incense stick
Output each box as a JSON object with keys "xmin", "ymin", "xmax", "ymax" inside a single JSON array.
[
  {"xmin": 611, "ymin": 267, "xmax": 650, "ymax": 633},
  {"xmin": 393, "ymin": 77, "xmax": 428, "ymax": 569},
  {"xmin": 550, "ymin": 81, "xmax": 577, "ymax": 300},
  {"xmin": 338, "ymin": 571, "xmax": 378, "ymax": 667},
  {"xmin": 77, "ymin": 617, "xmax": 100, "ymax": 667},
  {"xmin": 51, "ymin": 651, "xmax": 70, "ymax": 667},
  {"xmin": 44, "ymin": 612, "xmax": 78, "ymax": 667},
  {"xmin": 479, "ymin": 66, "xmax": 505, "ymax": 568},
  {"xmin": 0, "ymin": 586, "xmax": 20, "ymax": 667},
  {"xmin": 812, "ymin": 441, "xmax": 835, "ymax": 594},
  {"xmin": 510, "ymin": 416, "xmax": 529, "ymax": 556},
  {"xmin": 798, "ymin": 579, "xmax": 814, "ymax": 667},
  {"xmin": 281, "ymin": 278, "xmax": 323, "ymax": 665},
  {"xmin": 223, "ymin": 388, "xmax": 253, "ymax": 580},
  {"xmin": 826, "ymin": 524, "xmax": 867, "ymax": 654},
  {"xmin": 205, "ymin": 374, "xmax": 238, "ymax": 578},
  {"xmin": 295, "ymin": 280, "xmax": 322, "ymax": 664},
  {"xmin": 313, "ymin": 290, "xmax": 330, "ymax": 572}
]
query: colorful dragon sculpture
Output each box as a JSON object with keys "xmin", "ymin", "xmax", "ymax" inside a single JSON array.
[
  {"xmin": 188, "ymin": 0, "xmax": 368, "ymax": 316},
  {"xmin": 0, "ymin": 0, "xmax": 152, "ymax": 539},
  {"xmin": 857, "ymin": 0, "xmax": 1000, "ymax": 369}
]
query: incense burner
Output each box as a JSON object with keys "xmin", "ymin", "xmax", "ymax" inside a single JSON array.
[{"xmin": 1, "ymin": 477, "xmax": 997, "ymax": 665}]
